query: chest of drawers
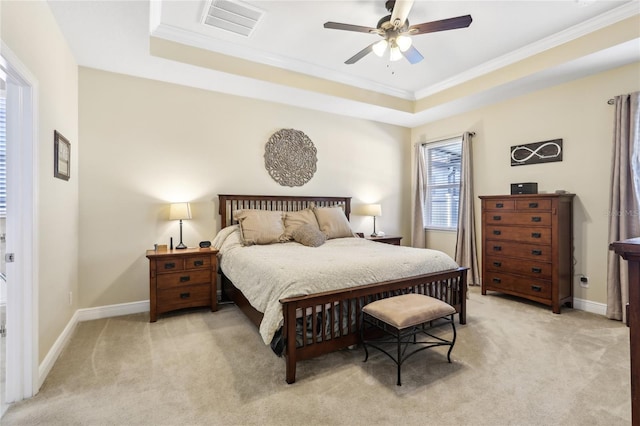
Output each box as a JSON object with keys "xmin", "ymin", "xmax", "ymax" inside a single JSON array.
[
  {"xmin": 146, "ymin": 248, "xmax": 218, "ymax": 322},
  {"xmin": 479, "ymin": 194, "xmax": 575, "ymax": 313}
]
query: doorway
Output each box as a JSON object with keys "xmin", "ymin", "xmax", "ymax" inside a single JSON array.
[{"xmin": 0, "ymin": 42, "xmax": 38, "ymax": 416}]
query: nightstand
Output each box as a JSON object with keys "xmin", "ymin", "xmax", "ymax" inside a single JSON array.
[
  {"xmin": 146, "ymin": 247, "xmax": 218, "ymax": 322},
  {"xmin": 366, "ymin": 235, "xmax": 402, "ymax": 246}
]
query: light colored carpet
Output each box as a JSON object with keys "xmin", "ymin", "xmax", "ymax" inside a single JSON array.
[{"xmin": 1, "ymin": 287, "xmax": 631, "ymax": 425}]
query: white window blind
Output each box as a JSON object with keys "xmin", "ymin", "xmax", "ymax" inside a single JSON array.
[
  {"xmin": 0, "ymin": 95, "xmax": 5, "ymax": 218},
  {"xmin": 422, "ymin": 137, "xmax": 462, "ymax": 230}
]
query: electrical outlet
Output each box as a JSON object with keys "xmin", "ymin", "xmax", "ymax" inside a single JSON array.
[
  {"xmin": 579, "ymin": 275, "xmax": 589, "ymax": 288},
  {"xmin": 68, "ymin": 291, "xmax": 73, "ymax": 306}
]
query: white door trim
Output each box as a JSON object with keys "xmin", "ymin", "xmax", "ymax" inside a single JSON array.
[{"xmin": 0, "ymin": 41, "xmax": 39, "ymax": 403}]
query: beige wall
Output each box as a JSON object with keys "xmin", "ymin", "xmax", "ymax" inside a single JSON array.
[
  {"xmin": 78, "ymin": 67, "xmax": 411, "ymax": 308},
  {"xmin": 1, "ymin": 1, "xmax": 79, "ymax": 361},
  {"xmin": 412, "ymin": 61, "xmax": 640, "ymax": 305}
]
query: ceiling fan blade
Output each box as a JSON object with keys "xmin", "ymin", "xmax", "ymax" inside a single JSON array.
[
  {"xmin": 402, "ymin": 45, "xmax": 424, "ymax": 64},
  {"xmin": 345, "ymin": 43, "xmax": 376, "ymax": 64},
  {"xmin": 324, "ymin": 22, "xmax": 378, "ymax": 34},
  {"xmin": 409, "ymin": 15, "xmax": 473, "ymax": 35},
  {"xmin": 390, "ymin": 0, "xmax": 414, "ymax": 28}
]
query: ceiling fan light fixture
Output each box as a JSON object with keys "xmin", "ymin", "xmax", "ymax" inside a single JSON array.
[
  {"xmin": 372, "ymin": 39, "xmax": 388, "ymax": 57},
  {"xmin": 396, "ymin": 35, "xmax": 412, "ymax": 52},
  {"xmin": 389, "ymin": 46, "xmax": 402, "ymax": 61}
]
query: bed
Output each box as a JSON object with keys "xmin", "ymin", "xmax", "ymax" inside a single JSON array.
[{"xmin": 216, "ymin": 194, "xmax": 468, "ymax": 383}]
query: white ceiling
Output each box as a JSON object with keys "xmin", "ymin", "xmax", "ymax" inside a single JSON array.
[{"xmin": 48, "ymin": 0, "xmax": 640, "ymax": 127}]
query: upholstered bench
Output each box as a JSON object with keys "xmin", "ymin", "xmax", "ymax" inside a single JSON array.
[{"xmin": 361, "ymin": 293, "xmax": 457, "ymax": 386}]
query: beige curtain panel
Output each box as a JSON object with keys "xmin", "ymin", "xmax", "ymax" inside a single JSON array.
[
  {"xmin": 455, "ymin": 132, "xmax": 481, "ymax": 287},
  {"xmin": 412, "ymin": 143, "xmax": 427, "ymax": 248},
  {"xmin": 607, "ymin": 91, "xmax": 640, "ymax": 322}
]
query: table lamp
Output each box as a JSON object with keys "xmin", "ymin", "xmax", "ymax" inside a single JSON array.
[
  {"xmin": 169, "ymin": 202, "xmax": 192, "ymax": 249},
  {"xmin": 360, "ymin": 204, "xmax": 382, "ymax": 237}
]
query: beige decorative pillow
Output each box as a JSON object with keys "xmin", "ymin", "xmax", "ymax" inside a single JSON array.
[
  {"xmin": 313, "ymin": 206, "xmax": 355, "ymax": 239},
  {"xmin": 292, "ymin": 223, "xmax": 326, "ymax": 247},
  {"xmin": 283, "ymin": 209, "xmax": 319, "ymax": 240},
  {"xmin": 234, "ymin": 209, "xmax": 285, "ymax": 245}
]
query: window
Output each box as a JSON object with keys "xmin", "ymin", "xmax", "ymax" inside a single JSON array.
[
  {"xmin": 0, "ymin": 95, "xmax": 5, "ymax": 218},
  {"xmin": 421, "ymin": 136, "xmax": 462, "ymax": 230}
]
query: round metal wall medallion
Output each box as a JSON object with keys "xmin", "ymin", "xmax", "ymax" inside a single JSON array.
[{"xmin": 264, "ymin": 129, "xmax": 317, "ymax": 187}]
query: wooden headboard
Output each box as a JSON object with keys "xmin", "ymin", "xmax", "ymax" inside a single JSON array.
[{"xmin": 218, "ymin": 194, "xmax": 351, "ymax": 228}]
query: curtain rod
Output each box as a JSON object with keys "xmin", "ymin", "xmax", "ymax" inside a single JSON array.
[
  {"xmin": 418, "ymin": 131, "xmax": 475, "ymax": 146},
  {"xmin": 608, "ymin": 98, "xmax": 615, "ymax": 105}
]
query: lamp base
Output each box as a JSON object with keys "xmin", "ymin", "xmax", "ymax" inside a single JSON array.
[
  {"xmin": 175, "ymin": 242, "xmax": 187, "ymax": 249},
  {"xmin": 370, "ymin": 233, "xmax": 377, "ymax": 237}
]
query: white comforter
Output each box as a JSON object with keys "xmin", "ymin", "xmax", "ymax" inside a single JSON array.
[{"xmin": 213, "ymin": 226, "xmax": 459, "ymax": 344}]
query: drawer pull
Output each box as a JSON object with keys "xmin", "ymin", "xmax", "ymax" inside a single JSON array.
[
  {"xmin": 179, "ymin": 276, "xmax": 191, "ymax": 283},
  {"xmin": 529, "ymin": 202, "xmax": 539, "ymax": 208},
  {"xmin": 531, "ymin": 216, "xmax": 542, "ymax": 222},
  {"xmin": 193, "ymin": 260, "xmax": 204, "ymax": 267},
  {"xmin": 532, "ymin": 267, "xmax": 542, "ymax": 273},
  {"xmin": 496, "ymin": 203, "xmax": 504, "ymax": 208},
  {"xmin": 493, "ymin": 261, "xmax": 502, "ymax": 267},
  {"xmin": 493, "ymin": 215, "xmax": 501, "ymax": 221},
  {"xmin": 493, "ymin": 246, "xmax": 502, "ymax": 252},
  {"xmin": 492, "ymin": 277, "xmax": 501, "ymax": 283},
  {"xmin": 531, "ymin": 285, "xmax": 542, "ymax": 292},
  {"xmin": 531, "ymin": 249, "xmax": 542, "ymax": 256},
  {"xmin": 179, "ymin": 292, "xmax": 191, "ymax": 299},
  {"xmin": 531, "ymin": 232, "xmax": 542, "ymax": 238},
  {"xmin": 492, "ymin": 230, "xmax": 501, "ymax": 235},
  {"xmin": 164, "ymin": 262, "xmax": 176, "ymax": 269}
]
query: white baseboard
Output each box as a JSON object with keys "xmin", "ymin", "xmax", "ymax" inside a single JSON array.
[
  {"xmin": 573, "ymin": 297, "xmax": 607, "ymax": 316},
  {"xmin": 38, "ymin": 300, "xmax": 150, "ymax": 388},
  {"xmin": 76, "ymin": 300, "xmax": 150, "ymax": 322},
  {"xmin": 38, "ymin": 309, "xmax": 79, "ymax": 388}
]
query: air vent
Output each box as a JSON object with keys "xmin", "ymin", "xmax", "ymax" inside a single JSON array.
[{"xmin": 202, "ymin": 0, "xmax": 263, "ymax": 37}]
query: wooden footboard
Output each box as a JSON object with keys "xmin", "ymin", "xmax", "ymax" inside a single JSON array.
[
  {"xmin": 280, "ymin": 267, "xmax": 467, "ymax": 383},
  {"xmin": 221, "ymin": 267, "xmax": 467, "ymax": 384}
]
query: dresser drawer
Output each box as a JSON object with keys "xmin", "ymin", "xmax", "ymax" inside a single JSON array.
[
  {"xmin": 157, "ymin": 284, "xmax": 211, "ymax": 313},
  {"xmin": 483, "ymin": 199, "xmax": 515, "ymax": 210},
  {"xmin": 516, "ymin": 199, "xmax": 552, "ymax": 211},
  {"xmin": 484, "ymin": 211, "xmax": 551, "ymax": 226},
  {"xmin": 485, "ymin": 240, "xmax": 552, "ymax": 262},
  {"xmin": 157, "ymin": 270, "xmax": 211, "ymax": 289},
  {"xmin": 484, "ymin": 272, "xmax": 552, "ymax": 299},
  {"xmin": 485, "ymin": 255, "xmax": 552, "ymax": 280},
  {"xmin": 156, "ymin": 257, "xmax": 185, "ymax": 272},
  {"xmin": 484, "ymin": 226, "xmax": 552, "ymax": 244}
]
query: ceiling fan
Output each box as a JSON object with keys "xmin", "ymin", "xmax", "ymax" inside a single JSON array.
[{"xmin": 324, "ymin": 0, "xmax": 472, "ymax": 65}]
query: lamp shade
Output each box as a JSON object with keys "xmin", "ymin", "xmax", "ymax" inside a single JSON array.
[
  {"xmin": 359, "ymin": 204, "xmax": 382, "ymax": 217},
  {"xmin": 169, "ymin": 202, "xmax": 192, "ymax": 220}
]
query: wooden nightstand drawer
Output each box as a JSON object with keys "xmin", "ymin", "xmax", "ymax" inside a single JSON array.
[
  {"xmin": 484, "ymin": 211, "xmax": 551, "ymax": 226},
  {"xmin": 157, "ymin": 270, "xmax": 211, "ymax": 289},
  {"xmin": 184, "ymin": 255, "xmax": 211, "ymax": 269},
  {"xmin": 157, "ymin": 257, "xmax": 185, "ymax": 272},
  {"xmin": 157, "ymin": 284, "xmax": 211, "ymax": 313},
  {"xmin": 485, "ymin": 226, "xmax": 552, "ymax": 244}
]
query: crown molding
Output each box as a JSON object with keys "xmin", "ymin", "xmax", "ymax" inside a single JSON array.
[
  {"xmin": 415, "ymin": 2, "xmax": 640, "ymax": 99},
  {"xmin": 150, "ymin": 22, "xmax": 415, "ymax": 100}
]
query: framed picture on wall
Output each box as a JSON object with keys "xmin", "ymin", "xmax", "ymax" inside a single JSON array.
[{"xmin": 54, "ymin": 130, "xmax": 70, "ymax": 181}]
